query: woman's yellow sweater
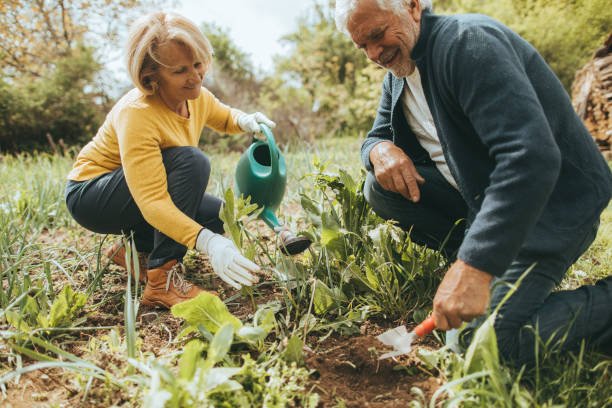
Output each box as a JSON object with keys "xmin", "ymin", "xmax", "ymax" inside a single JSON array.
[{"xmin": 67, "ymin": 87, "xmax": 242, "ymax": 249}]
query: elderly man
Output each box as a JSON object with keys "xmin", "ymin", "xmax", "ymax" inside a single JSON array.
[{"xmin": 335, "ymin": 0, "xmax": 612, "ymax": 365}]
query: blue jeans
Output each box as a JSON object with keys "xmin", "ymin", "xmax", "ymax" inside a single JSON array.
[
  {"xmin": 364, "ymin": 165, "xmax": 612, "ymax": 365},
  {"xmin": 65, "ymin": 146, "xmax": 224, "ymax": 268},
  {"xmin": 364, "ymin": 164, "xmax": 468, "ymax": 258},
  {"xmin": 489, "ymin": 220, "xmax": 612, "ymax": 365}
]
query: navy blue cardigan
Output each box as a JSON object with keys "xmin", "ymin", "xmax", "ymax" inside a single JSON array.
[{"xmin": 362, "ymin": 11, "xmax": 612, "ymax": 277}]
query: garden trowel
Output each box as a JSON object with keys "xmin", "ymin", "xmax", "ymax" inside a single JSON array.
[{"xmin": 376, "ymin": 316, "xmax": 436, "ymax": 360}]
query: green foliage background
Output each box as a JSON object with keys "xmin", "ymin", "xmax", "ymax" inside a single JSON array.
[
  {"xmin": 436, "ymin": 0, "xmax": 612, "ymax": 89},
  {"xmin": 0, "ymin": 0, "xmax": 610, "ymax": 152}
]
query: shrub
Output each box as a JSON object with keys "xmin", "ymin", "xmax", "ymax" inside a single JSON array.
[{"xmin": 0, "ymin": 46, "xmax": 104, "ymax": 153}]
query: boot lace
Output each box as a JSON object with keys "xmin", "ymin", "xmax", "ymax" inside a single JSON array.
[{"xmin": 165, "ymin": 263, "xmax": 193, "ymax": 295}]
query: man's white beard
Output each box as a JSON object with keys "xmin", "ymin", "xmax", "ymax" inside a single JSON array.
[{"xmin": 390, "ymin": 60, "xmax": 416, "ymax": 77}]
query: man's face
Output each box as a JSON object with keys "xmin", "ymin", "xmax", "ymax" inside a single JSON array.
[{"xmin": 347, "ymin": 0, "xmax": 422, "ymax": 77}]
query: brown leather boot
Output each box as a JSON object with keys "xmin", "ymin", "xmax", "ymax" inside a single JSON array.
[
  {"xmin": 105, "ymin": 243, "xmax": 148, "ymax": 283},
  {"xmin": 141, "ymin": 260, "xmax": 204, "ymax": 308}
]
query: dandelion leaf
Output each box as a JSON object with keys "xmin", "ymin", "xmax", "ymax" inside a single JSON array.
[
  {"xmin": 171, "ymin": 292, "xmax": 242, "ymax": 334},
  {"xmin": 49, "ymin": 285, "xmax": 87, "ymax": 328}
]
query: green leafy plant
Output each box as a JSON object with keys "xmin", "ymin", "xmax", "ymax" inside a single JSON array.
[
  {"xmin": 218, "ymin": 188, "xmax": 262, "ymax": 260},
  {"xmin": 294, "ymin": 163, "xmax": 446, "ymax": 322},
  {"xmin": 5, "ymin": 284, "xmax": 87, "ymax": 337},
  {"xmin": 171, "ymin": 292, "xmax": 273, "ymax": 349}
]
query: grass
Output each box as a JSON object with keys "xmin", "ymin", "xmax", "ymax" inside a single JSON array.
[{"xmin": 0, "ymin": 140, "xmax": 610, "ymax": 407}]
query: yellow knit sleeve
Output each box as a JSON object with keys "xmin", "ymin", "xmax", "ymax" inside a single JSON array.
[
  {"xmin": 199, "ymin": 88, "xmax": 243, "ymax": 134},
  {"xmin": 116, "ymin": 107, "xmax": 202, "ymax": 248}
]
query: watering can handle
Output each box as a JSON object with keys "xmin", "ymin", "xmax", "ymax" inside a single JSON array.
[{"xmin": 259, "ymin": 123, "xmax": 279, "ymax": 176}]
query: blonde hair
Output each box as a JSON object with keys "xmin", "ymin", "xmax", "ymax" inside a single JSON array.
[{"xmin": 126, "ymin": 12, "xmax": 214, "ymax": 95}]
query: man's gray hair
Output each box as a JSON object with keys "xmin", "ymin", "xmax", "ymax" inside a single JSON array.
[{"xmin": 335, "ymin": 0, "xmax": 433, "ymax": 34}]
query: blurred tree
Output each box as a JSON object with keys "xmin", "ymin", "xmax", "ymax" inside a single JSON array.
[
  {"xmin": 0, "ymin": 0, "xmax": 170, "ymax": 79},
  {"xmin": 202, "ymin": 22, "xmax": 256, "ymax": 88},
  {"xmin": 272, "ymin": 0, "xmax": 385, "ymax": 138},
  {"xmin": 199, "ymin": 22, "xmax": 265, "ymax": 151},
  {"xmin": 201, "ymin": 22, "xmax": 262, "ymax": 109},
  {"xmin": 435, "ymin": 0, "xmax": 612, "ymax": 90},
  {"xmin": 0, "ymin": 0, "xmax": 171, "ymax": 151},
  {"xmin": 0, "ymin": 46, "xmax": 102, "ymax": 152}
]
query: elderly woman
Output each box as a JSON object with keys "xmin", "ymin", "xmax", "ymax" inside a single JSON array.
[{"xmin": 65, "ymin": 12, "xmax": 272, "ymax": 308}]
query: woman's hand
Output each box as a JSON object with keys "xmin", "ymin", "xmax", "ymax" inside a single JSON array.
[
  {"xmin": 237, "ymin": 111, "xmax": 276, "ymax": 133},
  {"xmin": 196, "ymin": 229, "xmax": 260, "ymax": 289}
]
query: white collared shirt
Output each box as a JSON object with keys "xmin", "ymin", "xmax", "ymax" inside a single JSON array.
[{"xmin": 401, "ymin": 68, "xmax": 458, "ymax": 189}]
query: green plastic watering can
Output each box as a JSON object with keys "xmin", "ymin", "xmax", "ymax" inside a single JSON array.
[{"xmin": 235, "ymin": 124, "xmax": 311, "ymax": 255}]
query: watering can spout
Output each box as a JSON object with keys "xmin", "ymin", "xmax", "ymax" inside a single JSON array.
[{"xmin": 234, "ymin": 124, "xmax": 311, "ymax": 255}]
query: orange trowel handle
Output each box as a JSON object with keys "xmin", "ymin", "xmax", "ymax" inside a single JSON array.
[{"xmin": 414, "ymin": 316, "xmax": 436, "ymax": 337}]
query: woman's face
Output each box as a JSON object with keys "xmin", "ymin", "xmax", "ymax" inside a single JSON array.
[{"xmin": 154, "ymin": 41, "xmax": 206, "ymax": 106}]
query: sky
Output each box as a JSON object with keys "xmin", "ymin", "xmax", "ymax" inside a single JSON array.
[
  {"xmin": 106, "ymin": 0, "xmax": 313, "ymax": 94},
  {"xmin": 168, "ymin": 0, "xmax": 312, "ymax": 72}
]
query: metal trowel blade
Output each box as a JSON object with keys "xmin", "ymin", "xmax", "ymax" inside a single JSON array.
[{"xmin": 376, "ymin": 325, "xmax": 417, "ymax": 360}]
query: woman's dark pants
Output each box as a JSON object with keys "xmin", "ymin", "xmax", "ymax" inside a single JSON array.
[
  {"xmin": 364, "ymin": 163, "xmax": 612, "ymax": 365},
  {"xmin": 65, "ymin": 146, "xmax": 224, "ymax": 269}
]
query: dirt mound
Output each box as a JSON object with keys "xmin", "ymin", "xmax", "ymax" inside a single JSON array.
[{"xmin": 306, "ymin": 334, "xmax": 440, "ymax": 407}]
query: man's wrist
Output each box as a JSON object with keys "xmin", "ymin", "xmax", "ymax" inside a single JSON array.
[
  {"xmin": 369, "ymin": 141, "xmax": 394, "ymax": 166},
  {"xmin": 456, "ymin": 259, "xmax": 493, "ymax": 284}
]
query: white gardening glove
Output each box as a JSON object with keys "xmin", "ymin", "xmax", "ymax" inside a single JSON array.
[
  {"xmin": 196, "ymin": 229, "xmax": 260, "ymax": 289},
  {"xmin": 235, "ymin": 111, "xmax": 276, "ymax": 133}
]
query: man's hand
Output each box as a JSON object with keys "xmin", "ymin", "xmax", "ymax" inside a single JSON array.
[
  {"xmin": 432, "ymin": 259, "xmax": 493, "ymax": 330},
  {"xmin": 370, "ymin": 141, "xmax": 425, "ymax": 202}
]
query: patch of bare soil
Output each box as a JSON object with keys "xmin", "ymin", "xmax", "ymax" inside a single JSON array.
[
  {"xmin": 3, "ymin": 224, "xmax": 444, "ymax": 407},
  {"xmin": 306, "ymin": 332, "xmax": 441, "ymax": 407},
  {"xmin": 2, "ymin": 370, "xmax": 74, "ymax": 408}
]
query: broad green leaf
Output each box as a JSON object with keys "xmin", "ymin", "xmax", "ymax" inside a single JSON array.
[
  {"xmin": 417, "ymin": 348, "xmax": 441, "ymax": 370},
  {"xmin": 338, "ymin": 169, "xmax": 357, "ymax": 192},
  {"xmin": 220, "ymin": 188, "xmax": 241, "ymax": 245},
  {"xmin": 321, "ymin": 212, "xmax": 341, "ymax": 247},
  {"xmin": 300, "ymin": 195, "xmax": 321, "ymax": 216},
  {"xmin": 365, "ymin": 265, "xmax": 380, "ymax": 290},
  {"xmin": 321, "ymin": 213, "xmax": 345, "ymax": 255},
  {"xmin": 283, "ymin": 335, "xmax": 305, "ymax": 366},
  {"xmin": 36, "ymin": 313, "xmax": 50, "ymax": 328},
  {"xmin": 143, "ymin": 389, "xmax": 172, "ymax": 408},
  {"xmin": 204, "ymin": 368, "xmax": 243, "ymax": 393},
  {"xmin": 5, "ymin": 310, "xmax": 31, "ymax": 332},
  {"xmin": 313, "ymin": 280, "xmax": 334, "ymax": 315},
  {"xmin": 23, "ymin": 295, "xmax": 40, "ymax": 316},
  {"xmin": 254, "ymin": 309, "xmax": 276, "ymax": 335},
  {"xmin": 463, "ymin": 313, "xmax": 499, "ymax": 374},
  {"xmin": 331, "ymin": 287, "xmax": 348, "ymax": 303},
  {"xmin": 179, "ymin": 340, "xmax": 206, "ymax": 380},
  {"xmin": 237, "ymin": 326, "xmax": 267, "ymax": 343},
  {"xmin": 171, "ymin": 292, "xmax": 242, "ymax": 334},
  {"xmin": 48, "ymin": 285, "xmax": 87, "ymax": 328},
  {"xmin": 207, "ymin": 324, "xmax": 234, "ymax": 366}
]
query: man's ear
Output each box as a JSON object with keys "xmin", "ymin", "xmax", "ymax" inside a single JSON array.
[{"xmin": 408, "ymin": 0, "xmax": 423, "ymax": 22}]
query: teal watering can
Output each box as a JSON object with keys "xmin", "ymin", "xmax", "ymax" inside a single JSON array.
[{"xmin": 235, "ymin": 124, "xmax": 311, "ymax": 255}]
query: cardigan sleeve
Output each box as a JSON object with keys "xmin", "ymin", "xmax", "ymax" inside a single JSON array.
[
  {"xmin": 361, "ymin": 73, "xmax": 395, "ymax": 171},
  {"xmin": 443, "ymin": 24, "xmax": 561, "ymax": 277},
  {"xmin": 116, "ymin": 107, "xmax": 203, "ymax": 249},
  {"xmin": 200, "ymin": 87, "xmax": 243, "ymax": 135}
]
